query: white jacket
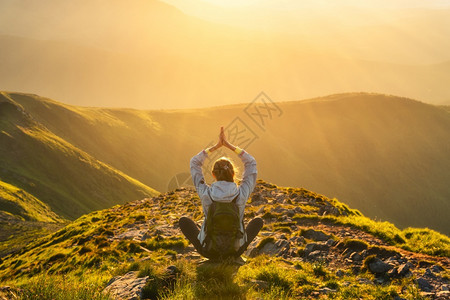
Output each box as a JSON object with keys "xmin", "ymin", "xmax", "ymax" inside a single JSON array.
[{"xmin": 190, "ymin": 148, "xmax": 257, "ymax": 248}]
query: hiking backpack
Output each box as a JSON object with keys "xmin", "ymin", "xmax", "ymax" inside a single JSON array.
[{"xmin": 202, "ymin": 193, "xmax": 243, "ymax": 259}]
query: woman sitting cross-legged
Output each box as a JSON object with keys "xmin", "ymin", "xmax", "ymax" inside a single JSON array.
[{"xmin": 179, "ymin": 126, "xmax": 263, "ymax": 260}]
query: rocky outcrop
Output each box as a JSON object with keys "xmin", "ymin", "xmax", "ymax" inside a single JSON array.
[
  {"xmin": 367, "ymin": 257, "xmax": 393, "ymax": 274},
  {"xmin": 301, "ymin": 229, "xmax": 332, "ymax": 241},
  {"xmin": 103, "ymin": 272, "xmax": 149, "ymax": 300}
]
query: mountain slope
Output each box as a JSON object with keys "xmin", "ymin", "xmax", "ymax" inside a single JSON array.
[
  {"xmin": 5, "ymin": 91, "xmax": 449, "ymax": 234},
  {"xmin": 0, "ymin": 179, "xmax": 62, "ymax": 223},
  {"xmin": 0, "ymin": 92, "xmax": 159, "ymax": 222},
  {"xmin": 0, "ymin": 180, "xmax": 448, "ymax": 299},
  {"xmin": 264, "ymin": 94, "xmax": 450, "ymax": 233}
]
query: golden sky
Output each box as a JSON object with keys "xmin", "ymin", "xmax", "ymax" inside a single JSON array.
[{"xmin": 0, "ymin": 0, "xmax": 449, "ymax": 109}]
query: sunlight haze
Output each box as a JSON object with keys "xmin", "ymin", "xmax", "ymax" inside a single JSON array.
[{"xmin": 0, "ymin": 0, "xmax": 449, "ymax": 108}]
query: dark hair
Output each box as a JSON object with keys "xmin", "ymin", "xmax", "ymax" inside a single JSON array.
[{"xmin": 212, "ymin": 157, "xmax": 235, "ymax": 182}]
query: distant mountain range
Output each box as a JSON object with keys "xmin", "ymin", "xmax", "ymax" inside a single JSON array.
[
  {"xmin": 0, "ymin": 91, "xmax": 449, "ymax": 235},
  {"xmin": 0, "ymin": 0, "xmax": 449, "ymax": 108}
]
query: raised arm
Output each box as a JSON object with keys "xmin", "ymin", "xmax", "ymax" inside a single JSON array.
[
  {"xmin": 190, "ymin": 126, "xmax": 257, "ymax": 203},
  {"xmin": 221, "ymin": 130, "xmax": 257, "ymax": 205},
  {"xmin": 190, "ymin": 127, "xmax": 224, "ymax": 198}
]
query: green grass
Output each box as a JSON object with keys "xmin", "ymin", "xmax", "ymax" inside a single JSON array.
[
  {"xmin": 293, "ymin": 213, "xmax": 450, "ymax": 257},
  {"xmin": 401, "ymin": 228, "xmax": 450, "ymax": 256},
  {"xmin": 145, "ymin": 237, "xmax": 188, "ymax": 251},
  {"xmin": 154, "ymin": 255, "xmax": 425, "ymax": 299},
  {"xmin": 12, "ymin": 273, "xmax": 111, "ymax": 300},
  {"xmin": 339, "ymin": 238, "xmax": 369, "ymax": 251},
  {"xmin": 0, "ymin": 180, "xmax": 63, "ymax": 223}
]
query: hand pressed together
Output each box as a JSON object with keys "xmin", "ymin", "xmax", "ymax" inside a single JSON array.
[{"xmin": 209, "ymin": 126, "xmax": 237, "ymax": 153}]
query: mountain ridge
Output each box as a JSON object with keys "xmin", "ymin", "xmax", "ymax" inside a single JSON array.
[{"xmin": 1, "ymin": 91, "xmax": 449, "ymax": 235}]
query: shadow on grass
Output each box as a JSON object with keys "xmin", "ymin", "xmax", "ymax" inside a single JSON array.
[{"xmin": 194, "ymin": 260, "xmax": 245, "ymax": 299}]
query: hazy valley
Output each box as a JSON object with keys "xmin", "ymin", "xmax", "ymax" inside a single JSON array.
[{"xmin": 1, "ymin": 91, "xmax": 449, "ymax": 236}]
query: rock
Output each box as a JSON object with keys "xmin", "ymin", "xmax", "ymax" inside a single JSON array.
[
  {"xmin": 387, "ymin": 267, "xmax": 398, "ymax": 278},
  {"xmin": 418, "ymin": 260, "xmax": 435, "ymax": 268},
  {"xmin": 104, "ymin": 271, "xmax": 149, "ymax": 300},
  {"xmin": 442, "ymin": 284, "xmax": 450, "ymax": 291},
  {"xmin": 304, "ymin": 242, "xmax": 329, "ymax": 255},
  {"xmin": 165, "ymin": 265, "xmax": 180, "ymax": 276},
  {"xmin": 350, "ymin": 252, "xmax": 362, "ymax": 262},
  {"xmin": 366, "ymin": 247, "xmax": 399, "ymax": 259},
  {"xmin": 424, "ymin": 268, "xmax": 436, "ymax": 278},
  {"xmin": 294, "ymin": 206, "xmax": 303, "ymax": 213},
  {"xmin": 275, "ymin": 194, "xmax": 287, "ymax": 203},
  {"xmin": 289, "ymin": 247, "xmax": 299, "ymax": 257},
  {"xmin": 115, "ymin": 229, "xmax": 147, "ymax": 241},
  {"xmin": 258, "ymin": 239, "xmax": 290, "ymax": 256},
  {"xmin": 278, "ymin": 242, "xmax": 291, "ymax": 257},
  {"xmin": 416, "ymin": 277, "xmax": 433, "ymax": 292},
  {"xmin": 319, "ymin": 206, "xmax": 340, "ymax": 216},
  {"xmin": 250, "ymin": 193, "xmax": 267, "ymax": 206},
  {"xmin": 256, "ymin": 207, "xmax": 265, "ymax": 215},
  {"xmin": 308, "ymin": 250, "xmax": 323, "ymax": 258},
  {"xmin": 279, "ymin": 215, "xmax": 289, "ymax": 222},
  {"xmin": 308, "ymin": 198, "xmax": 317, "ymax": 205},
  {"xmin": 318, "ymin": 287, "xmax": 336, "ymax": 294},
  {"xmin": 436, "ymin": 291, "xmax": 450, "ymax": 299},
  {"xmin": 368, "ymin": 258, "xmax": 392, "ymax": 274},
  {"xmin": 292, "ymin": 196, "xmax": 307, "ymax": 204},
  {"xmin": 284, "ymin": 198, "xmax": 293, "ymax": 205},
  {"xmin": 336, "ymin": 270, "xmax": 344, "ymax": 277},
  {"xmin": 385, "ymin": 256, "xmax": 399, "ymax": 264},
  {"xmin": 325, "ymin": 239, "xmax": 335, "ymax": 247},
  {"xmin": 286, "ymin": 209, "xmax": 295, "ymax": 217},
  {"xmin": 302, "ymin": 229, "xmax": 331, "ymax": 241},
  {"xmin": 273, "ymin": 206, "xmax": 286, "ymax": 213},
  {"xmin": 397, "ymin": 262, "xmax": 413, "ymax": 277},
  {"xmin": 290, "ymin": 236, "xmax": 305, "ymax": 245},
  {"xmin": 247, "ymin": 247, "xmax": 259, "ymax": 258},
  {"xmin": 431, "ymin": 265, "xmax": 444, "ymax": 273}
]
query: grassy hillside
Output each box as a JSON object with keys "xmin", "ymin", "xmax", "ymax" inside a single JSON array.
[
  {"xmin": 0, "ymin": 92, "xmax": 159, "ymax": 222},
  {"xmin": 6, "ymin": 91, "xmax": 449, "ymax": 234},
  {"xmin": 0, "ymin": 180, "xmax": 62, "ymax": 223},
  {"xmin": 0, "ymin": 180, "xmax": 66, "ymax": 258},
  {"xmin": 0, "ymin": 180, "xmax": 448, "ymax": 299}
]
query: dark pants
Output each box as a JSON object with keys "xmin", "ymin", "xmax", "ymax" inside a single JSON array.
[{"xmin": 179, "ymin": 216, "xmax": 264, "ymax": 258}]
